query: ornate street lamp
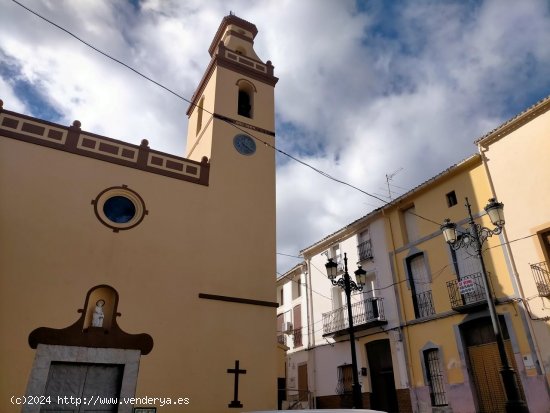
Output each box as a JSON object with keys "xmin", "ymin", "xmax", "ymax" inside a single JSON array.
[
  {"xmin": 325, "ymin": 253, "xmax": 365, "ymax": 409},
  {"xmin": 441, "ymin": 197, "xmax": 527, "ymax": 413}
]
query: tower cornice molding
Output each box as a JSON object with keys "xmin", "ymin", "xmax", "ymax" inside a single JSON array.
[
  {"xmin": 187, "ymin": 41, "xmax": 278, "ymax": 116},
  {"xmin": 208, "ymin": 14, "xmax": 258, "ymax": 57},
  {"xmin": 213, "ymin": 113, "xmax": 275, "ymax": 137}
]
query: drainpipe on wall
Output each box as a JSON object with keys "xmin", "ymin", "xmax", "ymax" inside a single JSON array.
[
  {"xmin": 304, "ymin": 259, "xmax": 317, "ymax": 407},
  {"xmin": 478, "ymin": 143, "xmax": 547, "ymax": 382},
  {"xmin": 382, "ymin": 208, "xmax": 419, "ymax": 413}
]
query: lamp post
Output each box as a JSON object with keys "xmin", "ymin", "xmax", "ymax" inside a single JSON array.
[
  {"xmin": 325, "ymin": 252, "xmax": 366, "ymax": 409},
  {"xmin": 441, "ymin": 198, "xmax": 528, "ymax": 413}
]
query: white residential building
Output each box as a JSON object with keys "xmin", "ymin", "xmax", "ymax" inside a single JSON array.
[{"xmin": 278, "ymin": 210, "xmax": 412, "ymax": 411}]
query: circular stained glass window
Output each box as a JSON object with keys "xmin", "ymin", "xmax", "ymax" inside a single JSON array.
[
  {"xmin": 93, "ymin": 186, "xmax": 147, "ymax": 232},
  {"xmin": 103, "ymin": 196, "xmax": 136, "ymax": 223}
]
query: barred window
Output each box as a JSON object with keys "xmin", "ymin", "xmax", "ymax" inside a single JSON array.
[
  {"xmin": 336, "ymin": 364, "xmax": 353, "ymax": 394},
  {"xmin": 424, "ymin": 349, "xmax": 448, "ymax": 406},
  {"xmin": 357, "ymin": 230, "xmax": 373, "ymax": 261}
]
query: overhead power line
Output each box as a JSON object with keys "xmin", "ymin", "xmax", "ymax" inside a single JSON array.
[
  {"xmin": 7, "ymin": 0, "xmax": 498, "ymax": 234},
  {"xmin": 10, "ymin": 0, "xmax": 393, "ymax": 203},
  {"xmin": 276, "ymin": 252, "xmax": 303, "ymax": 259}
]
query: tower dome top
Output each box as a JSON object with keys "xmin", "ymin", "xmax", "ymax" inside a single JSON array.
[{"xmin": 208, "ymin": 14, "xmax": 258, "ymax": 57}]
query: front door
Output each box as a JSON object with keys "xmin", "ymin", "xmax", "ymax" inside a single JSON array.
[
  {"xmin": 41, "ymin": 362, "xmax": 123, "ymax": 412},
  {"xmin": 462, "ymin": 317, "xmax": 525, "ymax": 413},
  {"xmin": 297, "ymin": 363, "xmax": 308, "ymax": 402},
  {"xmin": 366, "ymin": 339, "xmax": 398, "ymax": 412}
]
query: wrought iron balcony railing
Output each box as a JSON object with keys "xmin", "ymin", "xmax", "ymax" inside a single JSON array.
[
  {"xmin": 293, "ymin": 328, "xmax": 303, "ymax": 348},
  {"xmin": 322, "ymin": 297, "xmax": 387, "ymax": 336},
  {"xmin": 413, "ymin": 290, "xmax": 436, "ymax": 318},
  {"xmin": 279, "ymin": 388, "xmax": 314, "ymax": 409},
  {"xmin": 447, "ymin": 272, "xmax": 490, "ymax": 312},
  {"xmin": 531, "ymin": 261, "xmax": 550, "ymax": 297},
  {"xmin": 357, "ymin": 239, "xmax": 374, "ymax": 261},
  {"xmin": 277, "ymin": 334, "xmax": 287, "ymax": 346}
]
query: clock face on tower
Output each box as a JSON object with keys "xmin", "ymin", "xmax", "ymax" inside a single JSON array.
[{"xmin": 233, "ymin": 134, "xmax": 257, "ymax": 156}]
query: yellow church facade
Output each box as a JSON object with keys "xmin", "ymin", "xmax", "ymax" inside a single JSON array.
[{"xmin": 0, "ymin": 15, "xmax": 278, "ymax": 413}]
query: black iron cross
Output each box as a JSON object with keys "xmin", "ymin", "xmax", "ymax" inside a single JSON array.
[{"xmin": 227, "ymin": 359, "xmax": 247, "ymax": 408}]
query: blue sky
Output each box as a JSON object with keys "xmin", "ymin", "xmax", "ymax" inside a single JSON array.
[{"xmin": 1, "ymin": 0, "xmax": 550, "ymax": 274}]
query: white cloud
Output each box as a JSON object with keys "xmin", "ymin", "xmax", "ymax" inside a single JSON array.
[
  {"xmin": 0, "ymin": 77, "xmax": 27, "ymax": 112},
  {"xmin": 1, "ymin": 0, "xmax": 549, "ymax": 274}
]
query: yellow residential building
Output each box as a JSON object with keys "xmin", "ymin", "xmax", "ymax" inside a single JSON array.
[
  {"xmin": 476, "ymin": 96, "xmax": 550, "ymax": 391},
  {"xmin": 271, "ymin": 93, "xmax": 550, "ymax": 413},
  {"xmin": 382, "ymin": 153, "xmax": 549, "ymax": 412},
  {"xmin": 0, "ymin": 14, "xmax": 278, "ymax": 413}
]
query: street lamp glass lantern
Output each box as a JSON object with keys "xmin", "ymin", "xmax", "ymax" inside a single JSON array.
[
  {"xmin": 325, "ymin": 258, "xmax": 338, "ymax": 280},
  {"xmin": 485, "ymin": 198, "xmax": 505, "ymax": 227},
  {"xmin": 354, "ymin": 265, "xmax": 367, "ymax": 287},
  {"xmin": 441, "ymin": 218, "xmax": 457, "ymax": 244}
]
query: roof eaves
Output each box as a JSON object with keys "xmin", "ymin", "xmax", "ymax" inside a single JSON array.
[
  {"xmin": 300, "ymin": 154, "xmax": 481, "ymax": 257},
  {"xmin": 380, "ymin": 153, "xmax": 480, "ymax": 212},
  {"xmin": 300, "ymin": 207, "xmax": 383, "ymax": 257},
  {"xmin": 276, "ymin": 262, "xmax": 304, "ymax": 283},
  {"xmin": 475, "ymin": 94, "xmax": 550, "ymax": 146}
]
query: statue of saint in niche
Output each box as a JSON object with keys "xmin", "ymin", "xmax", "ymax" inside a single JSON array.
[{"xmin": 92, "ymin": 299, "xmax": 105, "ymax": 327}]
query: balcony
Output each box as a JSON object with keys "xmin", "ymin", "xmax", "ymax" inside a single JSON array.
[
  {"xmin": 531, "ymin": 261, "xmax": 550, "ymax": 297},
  {"xmin": 413, "ymin": 290, "xmax": 435, "ymax": 318},
  {"xmin": 322, "ymin": 297, "xmax": 387, "ymax": 337},
  {"xmin": 357, "ymin": 239, "xmax": 374, "ymax": 261},
  {"xmin": 293, "ymin": 328, "xmax": 303, "ymax": 348},
  {"xmin": 447, "ymin": 272, "xmax": 490, "ymax": 312},
  {"xmin": 277, "ymin": 334, "xmax": 287, "ymax": 346}
]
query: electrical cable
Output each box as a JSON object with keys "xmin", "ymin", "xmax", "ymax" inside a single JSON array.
[
  {"xmin": 10, "ymin": 0, "xmax": 539, "ymax": 265},
  {"xmin": 9, "ymin": 0, "xmax": 440, "ymax": 215},
  {"xmin": 482, "ymin": 233, "xmax": 538, "ymax": 251},
  {"xmin": 276, "ymin": 252, "xmax": 303, "ymax": 259}
]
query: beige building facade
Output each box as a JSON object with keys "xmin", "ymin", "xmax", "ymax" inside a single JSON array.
[
  {"xmin": 476, "ymin": 96, "xmax": 550, "ymax": 389},
  {"xmin": 0, "ymin": 15, "xmax": 278, "ymax": 413}
]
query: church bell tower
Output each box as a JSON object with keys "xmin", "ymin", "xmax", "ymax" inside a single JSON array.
[
  {"xmin": 182, "ymin": 15, "xmax": 279, "ymax": 409},
  {"xmin": 185, "ymin": 14, "xmax": 278, "ymax": 170}
]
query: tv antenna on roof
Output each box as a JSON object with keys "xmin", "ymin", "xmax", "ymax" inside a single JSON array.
[{"xmin": 386, "ymin": 168, "xmax": 403, "ymax": 200}]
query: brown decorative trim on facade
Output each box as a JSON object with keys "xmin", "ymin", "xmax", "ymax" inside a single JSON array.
[
  {"xmin": 226, "ymin": 29, "xmax": 254, "ymax": 44},
  {"xmin": 186, "ymin": 57, "xmax": 218, "ymax": 116},
  {"xmin": 187, "ymin": 41, "xmax": 278, "ymax": 116},
  {"xmin": 236, "ymin": 78, "xmax": 258, "ymax": 92},
  {"xmin": 213, "ymin": 113, "xmax": 276, "ymax": 137},
  {"xmin": 315, "ymin": 393, "xmax": 370, "ymax": 409},
  {"xmin": 92, "ymin": 185, "xmax": 148, "ymax": 232},
  {"xmin": 0, "ymin": 109, "xmax": 210, "ymax": 186},
  {"xmin": 198, "ymin": 293, "xmax": 279, "ymax": 308},
  {"xmin": 217, "ymin": 42, "xmax": 277, "ymax": 86},
  {"xmin": 208, "ymin": 14, "xmax": 258, "ymax": 57},
  {"xmin": 396, "ymin": 388, "xmax": 414, "ymax": 413},
  {"xmin": 226, "ymin": 51, "xmax": 265, "ymax": 67},
  {"xmin": 29, "ymin": 285, "xmax": 154, "ymax": 354}
]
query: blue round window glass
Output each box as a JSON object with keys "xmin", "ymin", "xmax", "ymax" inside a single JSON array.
[{"xmin": 103, "ymin": 196, "xmax": 136, "ymax": 223}]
